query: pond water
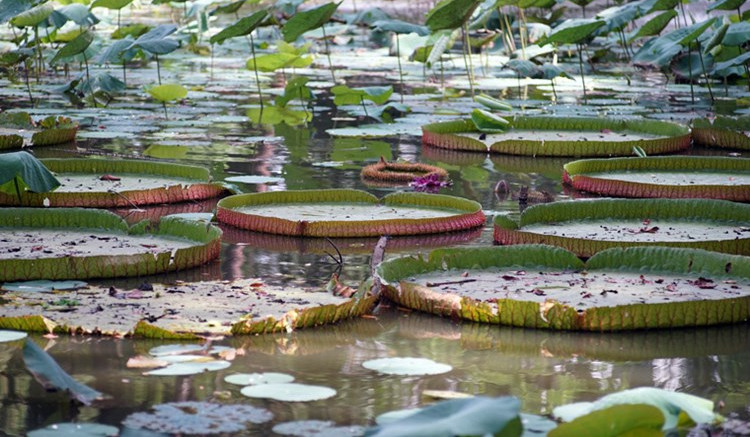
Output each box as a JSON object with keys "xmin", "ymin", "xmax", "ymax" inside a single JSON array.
[{"xmin": 1, "ymin": 7, "xmax": 750, "ymax": 434}]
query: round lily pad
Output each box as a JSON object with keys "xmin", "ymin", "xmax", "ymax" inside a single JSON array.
[
  {"xmin": 27, "ymin": 422, "xmax": 119, "ymax": 437},
  {"xmin": 692, "ymin": 116, "xmax": 750, "ymax": 150},
  {"xmin": 122, "ymin": 401, "xmax": 272, "ymax": 434},
  {"xmin": 362, "ymin": 357, "xmax": 452, "ymax": 375},
  {"xmin": 493, "ymin": 199, "xmax": 750, "ymax": 257},
  {"xmin": 422, "ymin": 117, "xmax": 690, "ymax": 157},
  {"xmin": 149, "ymin": 344, "xmax": 205, "ymax": 356},
  {"xmin": 0, "ymin": 208, "xmax": 221, "ymax": 281},
  {"xmin": 224, "ymin": 372, "xmax": 295, "ymax": 386},
  {"xmin": 0, "ymin": 330, "xmax": 27, "ymax": 343},
  {"xmin": 376, "ymin": 245, "xmax": 750, "ymax": 331},
  {"xmin": 144, "ymin": 360, "xmax": 231, "ymax": 376},
  {"xmin": 360, "ymin": 158, "xmax": 448, "ymax": 186},
  {"xmin": 0, "ymin": 158, "xmax": 229, "ymax": 207},
  {"xmin": 563, "ymin": 156, "xmax": 750, "ymax": 201},
  {"xmin": 1, "ymin": 280, "xmax": 87, "ymax": 293},
  {"xmin": 217, "ymin": 189, "xmax": 484, "ymax": 237},
  {"xmin": 240, "ymin": 383, "xmax": 337, "ymax": 402},
  {"xmin": 272, "ymin": 420, "xmax": 365, "ymax": 436}
]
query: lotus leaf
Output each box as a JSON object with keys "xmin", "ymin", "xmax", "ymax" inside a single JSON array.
[
  {"xmin": 282, "ymin": 2, "xmax": 340, "ymax": 42},
  {"xmin": 240, "ymin": 382, "xmax": 337, "ymax": 401},
  {"xmin": 210, "ymin": 10, "xmax": 268, "ymax": 45},
  {"xmin": 549, "ymin": 404, "xmax": 665, "ymax": 437},
  {"xmin": 50, "ymin": 30, "xmax": 95, "ymax": 65},
  {"xmin": 0, "ymin": 151, "xmax": 60, "ymax": 201},
  {"xmin": 10, "ymin": 3, "xmax": 53, "ymax": 27},
  {"xmin": 128, "ymin": 24, "xmax": 178, "ymax": 55},
  {"xmin": 425, "ymin": 0, "xmax": 481, "ymax": 31},
  {"xmin": 148, "ymin": 84, "xmax": 188, "ymax": 102},
  {"xmin": 538, "ymin": 18, "xmax": 606, "ymax": 46}
]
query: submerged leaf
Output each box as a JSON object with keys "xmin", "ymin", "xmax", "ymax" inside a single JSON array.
[
  {"xmin": 123, "ymin": 401, "xmax": 272, "ymax": 434},
  {"xmin": 23, "ymin": 338, "xmax": 105, "ymax": 405}
]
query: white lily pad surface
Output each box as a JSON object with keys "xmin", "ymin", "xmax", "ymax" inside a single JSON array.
[
  {"xmin": 0, "ymin": 330, "xmax": 28, "ymax": 343},
  {"xmin": 224, "ymin": 372, "xmax": 295, "ymax": 386},
  {"xmin": 224, "ymin": 175, "xmax": 284, "ymax": 184},
  {"xmin": 53, "ymin": 174, "xmax": 198, "ymax": 193},
  {"xmin": 27, "ymin": 422, "xmax": 119, "ymax": 437},
  {"xmin": 583, "ymin": 171, "xmax": 750, "ymax": 186},
  {"xmin": 240, "ymin": 383, "xmax": 337, "ymax": 402},
  {"xmin": 149, "ymin": 344, "xmax": 205, "ymax": 356},
  {"xmin": 1, "ymin": 280, "xmax": 87, "ymax": 293},
  {"xmin": 362, "ymin": 357, "xmax": 452, "ymax": 375},
  {"xmin": 235, "ymin": 204, "xmax": 458, "ymax": 222},
  {"xmin": 459, "ymin": 129, "xmax": 661, "ymax": 147}
]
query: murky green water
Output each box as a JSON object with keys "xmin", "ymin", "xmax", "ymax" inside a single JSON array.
[{"xmin": 1, "ymin": 8, "xmax": 750, "ymax": 433}]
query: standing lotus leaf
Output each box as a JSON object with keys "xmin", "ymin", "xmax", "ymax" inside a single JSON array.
[
  {"xmin": 422, "ymin": 116, "xmax": 691, "ymax": 157},
  {"xmin": 376, "ymin": 245, "xmax": 750, "ymax": 331},
  {"xmin": 494, "ymin": 198, "xmax": 750, "ymax": 257},
  {"xmin": 563, "ymin": 156, "xmax": 750, "ymax": 201},
  {"xmin": 217, "ymin": 189, "xmax": 484, "ymax": 237}
]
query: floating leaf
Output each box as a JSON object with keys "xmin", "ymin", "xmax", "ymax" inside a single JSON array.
[
  {"xmin": 0, "ymin": 330, "xmax": 27, "ymax": 343},
  {"xmin": 122, "ymin": 401, "xmax": 273, "ymax": 434},
  {"xmin": 2, "ymin": 280, "xmax": 87, "ymax": 293},
  {"xmin": 23, "ymin": 338, "xmax": 105, "ymax": 405},
  {"xmin": 241, "ymin": 383, "xmax": 337, "ymax": 402},
  {"xmin": 247, "ymin": 52, "xmax": 313, "ymax": 72},
  {"xmin": 148, "ymin": 344, "xmax": 204, "ymax": 356},
  {"xmin": 144, "ymin": 360, "xmax": 231, "ymax": 375},
  {"xmin": 474, "ymin": 94, "xmax": 512, "ymax": 111},
  {"xmin": 224, "ymin": 372, "xmax": 295, "ymax": 386},
  {"xmin": 366, "ymin": 396, "xmax": 522, "ymax": 437},
  {"xmin": 272, "ymin": 420, "xmax": 365, "ymax": 436},
  {"xmin": 282, "ymin": 2, "xmax": 340, "ymax": 42},
  {"xmin": 147, "ymin": 84, "xmax": 188, "ymax": 102},
  {"xmin": 224, "ymin": 175, "xmax": 284, "ymax": 184},
  {"xmin": 27, "ymin": 423, "xmax": 119, "ymax": 437},
  {"xmin": 362, "ymin": 357, "xmax": 452, "ymax": 375},
  {"xmin": 331, "ymin": 85, "xmax": 393, "ymax": 106}
]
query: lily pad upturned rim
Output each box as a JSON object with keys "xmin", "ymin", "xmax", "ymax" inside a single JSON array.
[
  {"xmin": 493, "ymin": 198, "xmax": 750, "ymax": 257},
  {"xmin": 360, "ymin": 158, "xmax": 449, "ymax": 184},
  {"xmin": 0, "ymin": 158, "xmax": 230, "ymax": 207},
  {"xmin": 563, "ymin": 156, "xmax": 750, "ymax": 201},
  {"xmin": 421, "ymin": 116, "xmax": 691, "ymax": 157},
  {"xmin": 216, "ymin": 189, "xmax": 485, "ymax": 237},
  {"xmin": 376, "ymin": 244, "xmax": 750, "ymax": 331},
  {"xmin": 691, "ymin": 116, "xmax": 750, "ymax": 151},
  {"xmin": 0, "ymin": 208, "xmax": 221, "ymax": 281}
]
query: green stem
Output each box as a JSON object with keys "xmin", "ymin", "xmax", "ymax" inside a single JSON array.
[
  {"xmin": 687, "ymin": 44, "xmax": 694, "ymax": 103},
  {"xmin": 577, "ymin": 43, "xmax": 587, "ymax": 104},
  {"xmin": 462, "ymin": 24, "xmax": 475, "ymax": 98},
  {"xmin": 83, "ymin": 51, "xmax": 96, "ymax": 108},
  {"xmin": 13, "ymin": 176, "xmax": 22, "ymax": 205},
  {"xmin": 551, "ymin": 79, "xmax": 557, "ymax": 102},
  {"xmin": 24, "ymin": 60, "xmax": 33, "ymax": 106},
  {"xmin": 34, "ymin": 26, "xmax": 42, "ymax": 82},
  {"xmin": 696, "ymin": 42, "xmax": 713, "ymax": 103},
  {"xmin": 322, "ymin": 25, "xmax": 336, "ymax": 83},
  {"xmin": 249, "ymin": 32, "xmax": 264, "ymax": 110},
  {"xmin": 396, "ymin": 34, "xmax": 404, "ymax": 104},
  {"xmin": 360, "ymin": 95, "xmax": 369, "ymax": 117},
  {"xmin": 163, "ymin": 102, "xmax": 168, "ymax": 120},
  {"xmin": 155, "ymin": 53, "xmax": 162, "ymax": 85}
]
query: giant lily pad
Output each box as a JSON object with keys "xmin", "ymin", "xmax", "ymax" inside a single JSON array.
[
  {"xmin": 692, "ymin": 116, "xmax": 750, "ymax": 151},
  {"xmin": 493, "ymin": 199, "xmax": 750, "ymax": 257},
  {"xmin": 563, "ymin": 156, "xmax": 750, "ymax": 201},
  {"xmin": 376, "ymin": 245, "xmax": 750, "ymax": 330},
  {"xmin": 421, "ymin": 117, "xmax": 690, "ymax": 157},
  {"xmin": 0, "ymin": 114, "xmax": 79, "ymax": 149},
  {"xmin": 0, "ymin": 278, "xmax": 377, "ymax": 336},
  {"xmin": 0, "ymin": 208, "xmax": 221, "ymax": 281},
  {"xmin": 0, "ymin": 159, "xmax": 229, "ymax": 207},
  {"xmin": 240, "ymin": 382, "xmax": 337, "ymax": 402},
  {"xmin": 362, "ymin": 357, "xmax": 452, "ymax": 375},
  {"xmin": 216, "ymin": 189, "xmax": 484, "ymax": 237}
]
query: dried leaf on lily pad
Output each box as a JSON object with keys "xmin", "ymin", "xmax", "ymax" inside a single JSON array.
[
  {"xmin": 376, "ymin": 245, "xmax": 750, "ymax": 331},
  {"xmin": 23, "ymin": 338, "xmax": 106, "ymax": 405},
  {"xmin": 27, "ymin": 422, "xmax": 119, "ymax": 437},
  {"xmin": 224, "ymin": 372, "xmax": 295, "ymax": 386},
  {"xmin": 0, "ymin": 330, "xmax": 27, "ymax": 343},
  {"xmin": 0, "ymin": 278, "xmax": 375, "ymax": 337},
  {"xmin": 122, "ymin": 401, "xmax": 273, "ymax": 434},
  {"xmin": 552, "ymin": 387, "xmax": 720, "ymax": 430},
  {"xmin": 240, "ymin": 383, "xmax": 337, "ymax": 402},
  {"xmin": 216, "ymin": 189, "xmax": 484, "ymax": 237},
  {"xmin": 272, "ymin": 420, "xmax": 365, "ymax": 436},
  {"xmin": 421, "ymin": 116, "xmax": 690, "ymax": 157},
  {"xmin": 362, "ymin": 357, "xmax": 452, "ymax": 375}
]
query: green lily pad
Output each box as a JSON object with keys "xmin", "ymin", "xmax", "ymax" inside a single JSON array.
[
  {"xmin": 549, "ymin": 404, "xmax": 664, "ymax": 437},
  {"xmin": 563, "ymin": 156, "xmax": 750, "ymax": 201},
  {"xmin": 0, "ymin": 330, "xmax": 27, "ymax": 343},
  {"xmin": 240, "ymin": 382, "xmax": 337, "ymax": 402},
  {"xmin": 0, "ymin": 278, "xmax": 377, "ymax": 336},
  {"xmin": 422, "ymin": 117, "xmax": 691, "ymax": 157},
  {"xmin": 147, "ymin": 84, "xmax": 188, "ymax": 102},
  {"xmin": 692, "ymin": 116, "xmax": 750, "ymax": 151},
  {"xmin": 0, "ymin": 208, "xmax": 221, "ymax": 281},
  {"xmin": 376, "ymin": 245, "xmax": 750, "ymax": 330},
  {"xmin": 1, "ymin": 280, "xmax": 87, "ymax": 293},
  {"xmin": 27, "ymin": 423, "xmax": 119, "ymax": 437},
  {"xmin": 224, "ymin": 372, "xmax": 295, "ymax": 386},
  {"xmin": 144, "ymin": 360, "xmax": 231, "ymax": 375},
  {"xmin": 362, "ymin": 357, "xmax": 452, "ymax": 375},
  {"xmin": 494, "ymin": 199, "xmax": 750, "ymax": 257},
  {"xmin": 0, "ymin": 158, "xmax": 228, "ymax": 207},
  {"xmin": 216, "ymin": 189, "xmax": 484, "ymax": 237}
]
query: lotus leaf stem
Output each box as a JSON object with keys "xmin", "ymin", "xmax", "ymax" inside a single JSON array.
[
  {"xmin": 577, "ymin": 43, "xmax": 587, "ymax": 104},
  {"xmin": 396, "ymin": 34, "xmax": 404, "ymax": 103},
  {"xmin": 462, "ymin": 24, "xmax": 475, "ymax": 98},
  {"xmin": 321, "ymin": 25, "xmax": 336, "ymax": 84},
  {"xmin": 249, "ymin": 32, "xmax": 264, "ymax": 111}
]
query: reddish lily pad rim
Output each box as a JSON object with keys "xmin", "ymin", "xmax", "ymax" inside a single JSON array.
[
  {"xmin": 0, "ymin": 208, "xmax": 221, "ymax": 281},
  {"xmin": 493, "ymin": 198, "xmax": 750, "ymax": 257},
  {"xmin": 0, "ymin": 158, "xmax": 230, "ymax": 208},
  {"xmin": 421, "ymin": 116, "xmax": 691, "ymax": 157},
  {"xmin": 691, "ymin": 116, "xmax": 750, "ymax": 151},
  {"xmin": 376, "ymin": 245, "xmax": 750, "ymax": 331},
  {"xmin": 563, "ymin": 156, "xmax": 750, "ymax": 201},
  {"xmin": 360, "ymin": 159, "xmax": 449, "ymax": 184},
  {"xmin": 216, "ymin": 189, "xmax": 485, "ymax": 237}
]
